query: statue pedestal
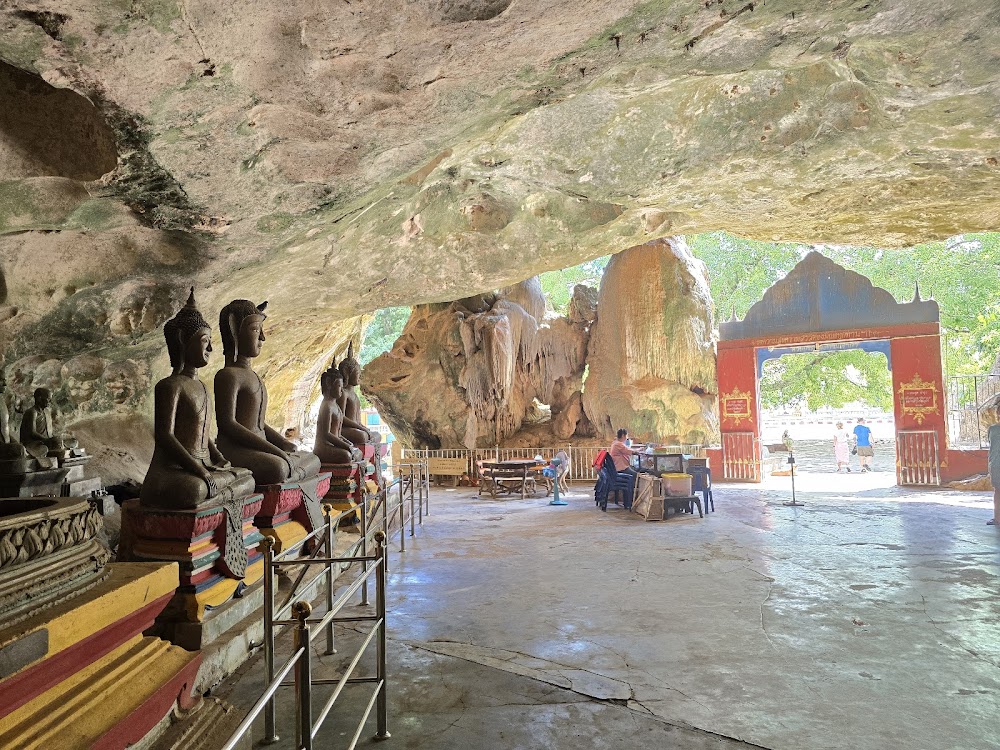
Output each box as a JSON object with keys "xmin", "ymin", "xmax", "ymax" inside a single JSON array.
[
  {"xmin": 120, "ymin": 493, "xmax": 266, "ymax": 623},
  {"xmin": 0, "ymin": 562, "xmax": 201, "ymax": 750},
  {"xmin": 254, "ymin": 472, "xmax": 332, "ymax": 553},
  {"xmin": 0, "ymin": 454, "xmax": 103, "ymax": 499},
  {"xmin": 321, "ymin": 462, "xmax": 365, "ymax": 523}
]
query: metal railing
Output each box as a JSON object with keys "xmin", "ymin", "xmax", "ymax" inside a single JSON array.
[
  {"xmin": 401, "ymin": 444, "xmax": 707, "ymax": 483},
  {"xmin": 947, "ymin": 374, "xmax": 1000, "ymax": 448},
  {"xmin": 223, "ymin": 460, "xmax": 429, "ymax": 750},
  {"xmin": 222, "ymin": 528, "xmax": 388, "ymax": 750}
]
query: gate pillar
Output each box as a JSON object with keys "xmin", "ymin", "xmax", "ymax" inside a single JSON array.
[{"xmin": 718, "ymin": 346, "xmax": 761, "ymax": 482}]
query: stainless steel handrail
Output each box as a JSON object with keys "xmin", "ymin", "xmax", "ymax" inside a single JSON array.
[
  {"xmin": 219, "ymin": 644, "xmax": 305, "ymax": 750},
  {"xmin": 224, "ymin": 459, "xmax": 427, "ymax": 749}
]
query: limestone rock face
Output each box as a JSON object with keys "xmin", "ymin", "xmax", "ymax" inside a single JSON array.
[
  {"xmin": 583, "ymin": 238, "xmax": 717, "ymax": 445},
  {"xmin": 0, "ymin": 0, "xmax": 998, "ymax": 460},
  {"xmin": 363, "ymin": 279, "xmax": 593, "ymax": 448}
]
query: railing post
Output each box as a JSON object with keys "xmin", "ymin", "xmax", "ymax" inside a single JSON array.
[
  {"xmin": 417, "ymin": 463, "xmax": 424, "ymax": 526},
  {"xmin": 409, "ymin": 467, "xmax": 416, "ymax": 538},
  {"xmin": 324, "ymin": 504, "xmax": 336, "ymax": 655},
  {"xmin": 382, "ymin": 485, "xmax": 390, "ymax": 573},
  {"xmin": 373, "ymin": 531, "xmax": 391, "ymax": 742},
  {"xmin": 293, "ymin": 601, "xmax": 314, "ymax": 750},
  {"xmin": 398, "ymin": 476, "xmax": 405, "ymax": 553},
  {"xmin": 261, "ymin": 535, "xmax": 279, "ymax": 744},
  {"xmin": 424, "ymin": 461, "xmax": 430, "ymax": 516},
  {"xmin": 360, "ymin": 491, "xmax": 370, "ymax": 606}
]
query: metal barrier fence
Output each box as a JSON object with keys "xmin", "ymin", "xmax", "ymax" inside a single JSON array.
[
  {"xmin": 223, "ymin": 461, "xmax": 429, "ymax": 750},
  {"xmin": 947, "ymin": 374, "xmax": 1000, "ymax": 448},
  {"xmin": 400, "ymin": 444, "xmax": 707, "ymax": 483}
]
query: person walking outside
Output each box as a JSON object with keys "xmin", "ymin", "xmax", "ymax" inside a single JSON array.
[
  {"xmin": 853, "ymin": 417, "xmax": 874, "ymax": 472},
  {"xmin": 833, "ymin": 421, "xmax": 852, "ymax": 472}
]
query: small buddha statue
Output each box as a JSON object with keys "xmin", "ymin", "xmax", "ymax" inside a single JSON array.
[
  {"xmin": 19, "ymin": 387, "xmax": 75, "ymax": 458},
  {"xmin": 337, "ymin": 343, "xmax": 379, "ymax": 449},
  {"xmin": 0, "ymin": 373, "xmax": 26, "ymax": 462},
  {"xmin": 140, "ymin": 288, "xmax": 256, "ymax": 510},
  {"xmin": 214, "ymin": 299, "xmax": 321, "ymax": 486},
  {"xmin": 314, "ymin": 366, "xmax": 363, "ymax": 465}
]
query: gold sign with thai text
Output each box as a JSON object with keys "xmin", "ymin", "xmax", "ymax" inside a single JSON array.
[
  {"xmin": 897, "ymin": 374, "xmax": 940, "ymax": 425},
  {"xmin": 722, "ymin": 387, "xmax": 753, "ymax": 426}
]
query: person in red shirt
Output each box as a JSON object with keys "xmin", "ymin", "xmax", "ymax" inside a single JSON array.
[{"xmin": 609, "ymin": 428, "xmax": 640, "ymax": 475}]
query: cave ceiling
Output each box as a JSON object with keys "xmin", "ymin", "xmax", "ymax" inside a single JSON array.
[{"xmin": 1, "ymin": 0, "xmax": 999, "ymax": 427}]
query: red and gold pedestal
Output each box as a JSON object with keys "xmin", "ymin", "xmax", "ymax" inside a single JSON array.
[
  {"xmin": 0, "ymin": 563, "xmax": 200, "ymax": 750},
  {"xmin": 119, "ymin": 494, "xmax": 266, "ymax": 622},
  {"xmin": 254, "ymin": 472, "xmax": 332, "ymax": 553},
  {"xmin": 320, "ymin": 462, "xmax": 365, "ymax": 523}
]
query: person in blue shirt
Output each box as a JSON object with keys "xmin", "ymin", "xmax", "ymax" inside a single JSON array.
[{"xmin": 853, "ymin": 418, "xmax": 874, "ymax": 472}]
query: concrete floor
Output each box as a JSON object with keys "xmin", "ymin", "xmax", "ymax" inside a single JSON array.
[{"xmin": 217, "ymin": 475, "xmax": 1000, "ymax": 750}]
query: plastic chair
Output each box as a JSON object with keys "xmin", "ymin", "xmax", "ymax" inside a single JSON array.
[
  {"xmin": 594, "ymin": 453, "xmax": 636, "ymax": 512},
  {"xmin": 688, "ymin": 466, "xmax": 714, "ymax": 512}
]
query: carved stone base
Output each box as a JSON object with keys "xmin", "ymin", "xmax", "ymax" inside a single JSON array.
[
  {"xmin": 254, "ymin": 472, "xmax": 332, "ymax": 553},
  {"xmin": 0, "ymin": 497, "xmax": 109, "ymax": 631},
  {"xmin": 120, "ymin": 493, "xmax": 265, "ymax": 622}
]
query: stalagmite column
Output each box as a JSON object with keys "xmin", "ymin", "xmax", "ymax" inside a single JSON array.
[{"xmin": 582, "ymin": 238, "xmax": 718, "ymax": 445}]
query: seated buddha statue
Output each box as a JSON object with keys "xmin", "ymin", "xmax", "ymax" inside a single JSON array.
[
  {"xmin": 140, "ymin": 289, "xmax": 256, "ymax": 509},
  {"xmin": 0, "ymin": 373, "xmax": 26, "ymax": 462},
  {"xmin": 314, "ymin": 366, "xmax": 363, "ymax": 465},
  {"xmin": 337, "ymin": 343, "xmax": 379, "ymax": 449},
  {"xmin": 19, "ymin": 387, "xmax": 77, "ymax": 458},
  {"xmin": 214, "ymin": 299, "xmax": 321, "ymax": 486}
]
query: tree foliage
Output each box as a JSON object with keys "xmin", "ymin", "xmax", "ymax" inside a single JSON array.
[
  {"xmin": 537, "ymin": 257, "xmax": 608, "ymax": 315},
  {"xmin": 359, "ymin": 306, "xmax": 411, "ymax": 366},
  {"xmin": 760, "ymin": 351, "xmax": 893, "ymax": 411}
]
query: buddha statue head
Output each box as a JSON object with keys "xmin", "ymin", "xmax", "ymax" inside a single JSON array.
[
  {"xmin": 165, "ymin": 288, "xmax": 212, "ymax": 374},
  {"xmin": 321, "ymin": 365, "xmax": 345, "ymax": 402},
  {"xmin": 219, "ymin": 299, "xmax": 268, "ymax": 364},
  {"xmin": 338, "ymin": 341, "xmax": 361, "ymax": 387},
  {"xmin": 33, "ymin": 387, "xmax": 51, "ymax": 411}
]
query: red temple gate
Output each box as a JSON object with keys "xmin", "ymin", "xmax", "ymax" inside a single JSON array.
[{"xmin": 715, "ymin": 251, "xmax": 971, "ymax": 486}]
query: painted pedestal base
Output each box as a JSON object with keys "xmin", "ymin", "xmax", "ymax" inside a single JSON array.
[
  {"xmin": 254, "ymin": 472, "xmax": 332, "ymax": 553},
  {"xmin": 0, "ymin": 563, "xmax": 200, "ymax": 750},
  {"xmin": 321, "ymin": 462, "xmax": 365, "ymax": 523},
  {"xmin": 120, "ymin": 494, "xmax": 266, "ymax": 622}
]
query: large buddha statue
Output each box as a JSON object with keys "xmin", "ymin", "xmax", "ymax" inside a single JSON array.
[
  {"xmin": 314, "ymin": 366, "xmax": 363, "ymax": 465},
  {"xmin": 337, "ymin": 342, "xmax": 378, "ymax": 449},
  {"xmin": 140, "ymin": 289, "xmax": 256, "ymax": 510},
  {"xmin": 214, "ymin": 299, "xmax": 321, "ymax": 486}
]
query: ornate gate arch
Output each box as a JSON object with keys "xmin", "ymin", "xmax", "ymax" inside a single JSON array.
[{"xmin": 717, "ymin": 252, "xmax": 946, "ymax": 485}]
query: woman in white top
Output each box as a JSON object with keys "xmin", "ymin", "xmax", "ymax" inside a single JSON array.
[{"xmin": 833, "ymin": 421, "xmax": 852, "ymax": 473}]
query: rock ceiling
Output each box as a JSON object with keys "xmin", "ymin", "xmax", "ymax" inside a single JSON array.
[{"xmin": 1, "ymin": 0, "xmax": 998, "ymax": 445}]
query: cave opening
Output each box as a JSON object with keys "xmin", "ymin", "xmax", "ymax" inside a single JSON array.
[{"xmin": 758, "ymin": 347, "xmax": 896, "ymax": 479}]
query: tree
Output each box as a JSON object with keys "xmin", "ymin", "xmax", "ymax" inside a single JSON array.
[{"xmin": 359, "ymin": 307, "xmax": 411, "ymax": 366}]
